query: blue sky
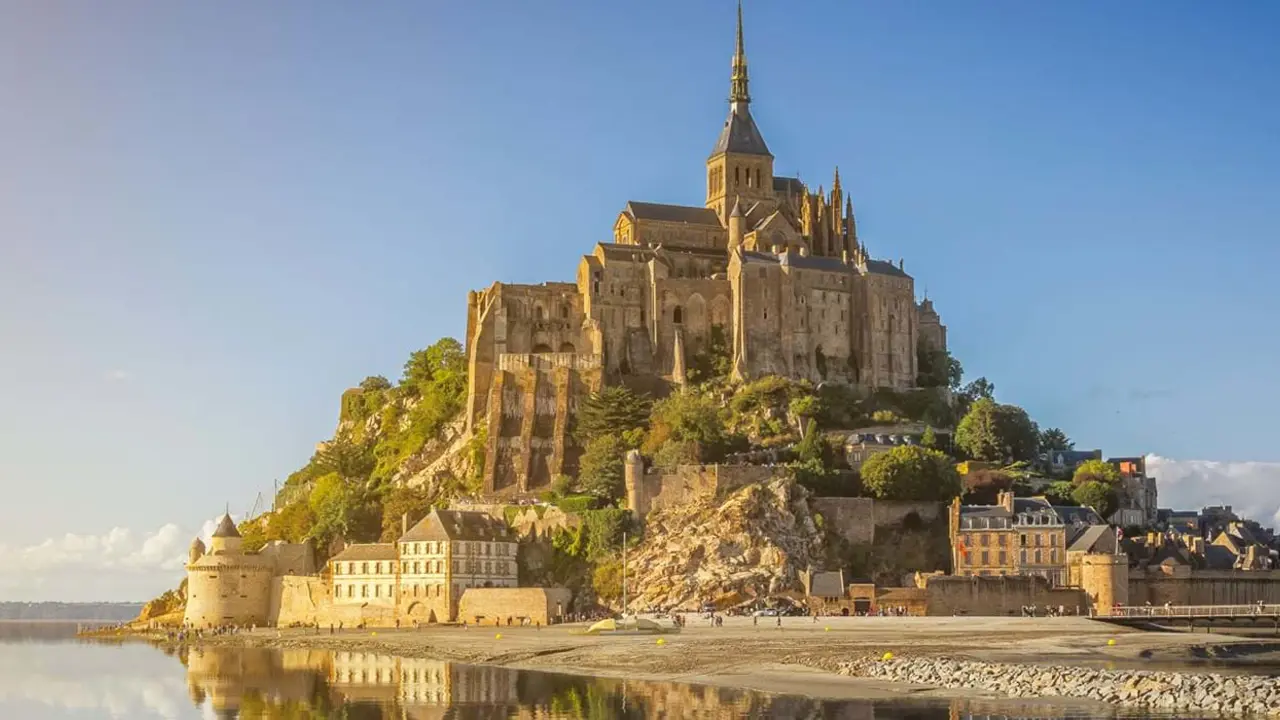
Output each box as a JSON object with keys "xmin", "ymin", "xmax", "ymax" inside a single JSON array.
[{"xmin": 1, "ymin": 1, "xmax": 1278, "ymax": 600}]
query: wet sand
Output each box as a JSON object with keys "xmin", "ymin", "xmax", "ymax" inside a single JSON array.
[{"xmin": 178, "ymin": 616, "xmax": 1280, "ymax": 703}]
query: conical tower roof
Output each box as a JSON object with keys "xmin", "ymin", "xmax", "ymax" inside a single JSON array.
[{"xmin": 211, "ymin": 514, "xmax": 240, "ymax": 539}]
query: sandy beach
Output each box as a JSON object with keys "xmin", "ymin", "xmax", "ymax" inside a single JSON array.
[{"xmin": 176, "ymin": 616, "xmax": 1280, "ymax": 703}]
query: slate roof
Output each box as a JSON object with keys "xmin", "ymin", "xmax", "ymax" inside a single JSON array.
[
  {"xmin": 959, "ymin": 505, "xmax": 1013, "ymax": 519},
  {"xmin": 212, "ymin": 514, "xmax": 240, "ymax": 539},
  {"xmin": 1053, "ymin": 505, "xmax": 1104, "ymax": 526},
  {"xmin": 742, "ymin": 250, "xmax": 780, "ymax": 264},
  {"xmin": 805, "ymin": 570, "xmax": 846, "ymax": 598},
  {"xmin": 866, "ymin": 259, "xmax": 909, "ymax": 278},
  {"xmin": 1067, "ymin": 524, "xmax": 1115, "ymax": 553},
  {"xmin": 772, "ymin": 176, "xmax": 805, "ymax": 195},
  {"xmin": 400, "ymin": 509, "xmax": 514, "ymax": 543},
  {"xmin": 711, "ymin": 106, "xmax": 771, "ymax": 157},
  {"xmin": 624, "ymin": 202, "xmax": 722, "ymax": 226},
  {"xmin": 328, "ymin": 543, "xmax": 396, "ymax": 563}
]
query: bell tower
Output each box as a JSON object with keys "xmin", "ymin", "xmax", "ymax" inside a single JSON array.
[{"xmin": 706, "ymin": 1, "xmax": 774, "ymax": 224}]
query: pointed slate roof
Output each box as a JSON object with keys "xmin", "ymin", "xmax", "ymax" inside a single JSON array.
[
  {"xmin": 711, "ymin": 106, "xmax": 771, "ymax": 158},
  {"xmin": 212, "ymin": 514, "xmax": 240, "ymax": 539}
]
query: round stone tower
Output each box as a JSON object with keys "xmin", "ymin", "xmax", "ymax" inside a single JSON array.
[
  {"xmin": 1080, "ymin": 553, "xmax": 1129, "ymax": 616},
  {"xmin": 183, "ymin": 514, "xmax": 273, "ymax": 629}
]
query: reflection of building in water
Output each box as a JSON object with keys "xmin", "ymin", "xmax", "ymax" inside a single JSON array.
[
  {"xmin": 948, "ymin": 697, "xmax": 1075, "ymax": 720},
  {"xmin": 329, "ymin": 651, "xmax": 520, "ymax": 716},
  {"xmin": 184, "ymin": 646, "xmax": 327, "ymax": 718}
]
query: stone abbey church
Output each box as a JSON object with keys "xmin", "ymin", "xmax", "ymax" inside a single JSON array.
[{"xmin": 464, "ymin": 5, "xmax": 947, "ymax": 497}]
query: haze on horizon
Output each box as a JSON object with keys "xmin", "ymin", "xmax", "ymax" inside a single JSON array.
[{"xmin": 1, "ymin": 1, "xmax": 1277, "ymax": 602}]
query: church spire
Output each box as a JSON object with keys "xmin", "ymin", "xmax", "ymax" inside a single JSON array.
[{"xmin": 730, "ymin": 1, "xmax": 750, "ymax": 107}]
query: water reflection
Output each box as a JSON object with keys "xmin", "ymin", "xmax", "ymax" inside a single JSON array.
[{"xmin": 180, "ymin": 646, "xmax": 1156, "ymax": 719}]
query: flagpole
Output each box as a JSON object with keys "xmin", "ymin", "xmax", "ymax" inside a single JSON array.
[{"xmin": 622, "ymin": 531, "xmax": 628, "ymax": 621}]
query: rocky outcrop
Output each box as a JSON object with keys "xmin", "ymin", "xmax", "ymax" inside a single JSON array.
[
  {"xmin": 626, "ymin": 476, "xmax": 823, "ymax": 610},
  {"xmin": 841, "ymin": 656, "xmax": 1280, "ymax": 717}
]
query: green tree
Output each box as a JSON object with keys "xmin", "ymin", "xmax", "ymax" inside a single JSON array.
[
  {"xmin": 578, "ymin": 434, "xmax": 627, "ymax": 502},
  {"xmin": 591, "ymin": 559, "xmax": 624, "ymax": 605},
  {"xmin": 359, "ymin": 375, "xmax": 392, "ymax": 392},
  {"xmin": 861, "ymin": 445, "xmax": 962, "ymax": 501},
  {"xmin": 1072, "ymin": 480, "xmax": 1119, "ymax": 519},
  {"xmin": 379, "ymin": 483, "xmax": 439, "ymax": 542},
  {"xmin": 916, "ymin": 341, "xmax": 964, "ymax": 389},
  {"xmin": 954, "ymin": 376, "xmax": 995, "ymax": 418},
  {"xmin": 688, "ymin": 324, "xmax": 732, "ymax": 385},
  {"xmin": 1039, "ymin": 427, "xmax": 1073, "ymax": 452},
  {"xmin": 238, "ymin": 519, "xmax": 268, "ymax": 553},
  {"xmin": 1044, "ymin": 480, "xmax": 1076, "ymax": 505},
  {"xmin": 954, "ymin": 398, "xmax": 1040, "ymax": 463},
  {"xmin": 574, "ymin": 387, "xmax": 651, "ymax": 445},
  {"xmin": 1072, "ymin": 458, "xmax": 1120, "ymax": 486},
  {"xmin": 643, "ymin": 391, "xmax": 732, "ymax": 462},
  {"xmin": 401, "ymin": 338, "xmax": 466, "ymax": 393},
  {"xmin": 920, "ymin": 426, "xmax": 938, "ymax": 449},
  {"xmin": 313, "ymin": 437, "xmax": 375, "ymax": 481},
  {"xmin": 308, "ymin": 472, "xmax": 380, "ymax": 547},
  {"xmin": 265, "ymin": 500, "xmax": 315, "ymax": 544}
]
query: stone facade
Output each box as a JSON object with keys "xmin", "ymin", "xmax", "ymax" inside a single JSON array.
[
  {"xmin": 328, "ymin": 509, "xmax": 519, "ymax": 624},
  {"xmin": 622, "ymin": 451, "xmax": 774, "ymax": 520},
  {"xmin": 463, "ymin": 6, "xmax": 946, "ymax": 498},
  {"xmin": 456, "ymin": 587, "xmax": 573, "ymax": 626},
  {"xmin": 921, "ymin": 574, "xmax": 1089, "ymax": 617},
  {"xmin": 950, "ymin": 493, "xmax": 1088, "ymax": 585},
  {"xmin": 183, "ymin": 515, "xmax": 314, "ymax": 629}
]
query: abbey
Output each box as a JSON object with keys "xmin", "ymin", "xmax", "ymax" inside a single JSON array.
[{"xmin": 464, "ymin": 5, "xmax": 947, "ymax": 497}]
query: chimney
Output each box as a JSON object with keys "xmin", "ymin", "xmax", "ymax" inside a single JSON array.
[
  {"xmin": 402, "ymin": 512, "xmax": 409, "ymax": 538},
  {"xmin": 998, "ymin": 491, "xmax": 1014, "ymax": 513}
]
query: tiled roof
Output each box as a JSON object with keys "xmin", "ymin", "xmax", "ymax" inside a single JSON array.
[
  {"xmin": 625, "ymin": 202, "xmax": 722, "ymax": 226},
  {"xmin": 400, "ymin": 510, "xmax": 514, "ymax": 543},
  {"xmin": 710, "ymin": 106, "xmax": 771, "ymax": 157},
  {"xmin": 328, "ymin": 543, "xmax": 396, "ymax": 563}
]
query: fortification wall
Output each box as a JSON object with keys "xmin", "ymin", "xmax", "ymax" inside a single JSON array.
[
  {"xmin": 923, "ymin": 575, "xmax": 1088, "ymax": 617},
  {"xmin": 184, "ymin": 564, "xmax": 274, "ymax": 628},
  {"xmin": 457, "ymin": 587, "xmax": 572, "ymax": 626},
  {"xmin": 1129, "ymin": 570, "xmax": 1280, "ymax": 606},
  {"xmin": 809, "ymin": 498, "xmax": 945, "ymax": 546},
  {"xmin": 625, "ymin": 461, "xmax": 774, "ymax": 519},
  {"xmin": 271, "ymin": 575, "xmax": 328, "ymax": 627}
]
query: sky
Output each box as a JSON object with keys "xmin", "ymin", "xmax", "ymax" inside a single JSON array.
[{"xmin": 1, "ymin": 1, "xmax": 1278, "ymax": 602}]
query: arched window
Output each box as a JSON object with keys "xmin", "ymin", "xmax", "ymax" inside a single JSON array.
[
  {"xmin": 734, "ymin": 167, "xmax": 740, "ymax": 186},
  {"xmin": 535, "ymin": 305, "xmax": 545, "ymax": 321},
  {"xmin": 756, "ymin": 168, "xmax": 761, "ymax": 188},
  {"xmin": 532, "ymin": 343, "xmax": 553, "ymax": 353},
  {"xmin": 673, "ymin": 306, "xmax": 683, "ymax": 325},
  {"xmin": 558, "ymin": 342, "xmax": 575, "ymax": 353},
  {"xmin": 560, "ymin": 305, "xmax": 569, "ymax": 319}
]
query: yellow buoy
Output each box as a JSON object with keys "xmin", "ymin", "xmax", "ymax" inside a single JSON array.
[
  {"xmin": 881, "ymin": 651, "xmax": 894, "ymax": 661},
  {"xmin": 656, "ymin": 638, "xmax": 666, "ymax": 646},
  {"xmin": 495, "ymin": 633, "xmax": 503, "ymax": 640},
  {"xmin": 824, "ymin": 626, "xmax": 830, "ymax": 632},
  {"xmin": 1107, "ymin": 638, "xmax": 1116, "ymax": 646},
  {"xmin": 371, "ymin": 632, "xmax": 377, "ymax": 636}
]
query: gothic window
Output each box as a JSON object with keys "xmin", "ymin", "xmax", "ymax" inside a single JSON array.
[
  {"xmin": 735, "ymin": 167, "xmax": 740, "ymax": 186},
  {"xmin": 755, "ymin": 168, "xmax": 761, "ymax": 188},
  {"xmin": 559, "ymin": 342, "xmax": 575, "ymax": 353},
  {"xmin": 535, "ymin": 305, "xmax": 545, "ymax": 321},
  {"xmin": 673, "ymin": 306, "xmax": 683, "ymax": 324},
  {"xmin": 561, "ymin": 306, "xmax": 569, "ymax": 319}
]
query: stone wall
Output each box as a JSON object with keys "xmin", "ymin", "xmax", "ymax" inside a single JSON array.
[
  {"xmin": 456, "ymin": 587, "xmax": 572, "ymax": 626},
  {"xmin": 624, "ymin": 459, "xmax": 774, "ymax": 519},
  {"xmin": 809, "ymin": 497, "xmax": 944, "ymax": 546},
  {"xmin": 1129, "ymin": 569, "xmax": 1280, "ymax": 606},
  {"xmin": 271, "ymin": 576, "xmax": 328, "ymax": 627},
  {"xmin": 922, "ymin": 575, "xmax": 1088, "ymax": 617}
]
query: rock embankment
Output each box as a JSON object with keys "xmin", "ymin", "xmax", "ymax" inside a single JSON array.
[
  {"xmin": 840, "ymin": 656, "xmax": 1280, "ymax": 717},
  {"xmin": 627, "ymin": 476, "xmax": 822, "ymax": 610}
]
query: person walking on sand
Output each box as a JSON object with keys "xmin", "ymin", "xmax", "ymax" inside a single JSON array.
[{"xmin": 776, "ymin": 616, "xmax": 782, "ymax": 629}]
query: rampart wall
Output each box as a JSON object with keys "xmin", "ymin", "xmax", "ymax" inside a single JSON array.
[
  {"xmin": 923, "ymin": 575, "xmax": 1088, "ymax": 616},
  {"xmin": 1129, "ymin": 569, "xmax": 1280, "ymax": 606},
  {"xmin": 809, "ymin": 497, "xmax": 944, "ymax": 545},
  {"xmin": 624, "ymin": 460, "xmax": 773, "ymax": 519}
]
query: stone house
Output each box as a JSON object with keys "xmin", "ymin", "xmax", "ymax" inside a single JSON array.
[{"xmin": 950, "ymin": 492, "xmax": 1106, "ymax": 586}]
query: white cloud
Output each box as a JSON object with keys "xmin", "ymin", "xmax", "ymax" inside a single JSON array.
[
  {"xmin": 103, "ymin": 369, "xmax": 130, "ymax": 382},
  {"xmin": 0, "ymin": 522, "xmax": 197, "ymax": 602},
  {"xmin": 1147, "ymin": 454, "xmax": 1280, "ymax": 528}
]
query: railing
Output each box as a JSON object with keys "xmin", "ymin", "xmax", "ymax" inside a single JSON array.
[{"xmin": 1106, "ymin": 604, "xmax": 1278, "ymax": 618}]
